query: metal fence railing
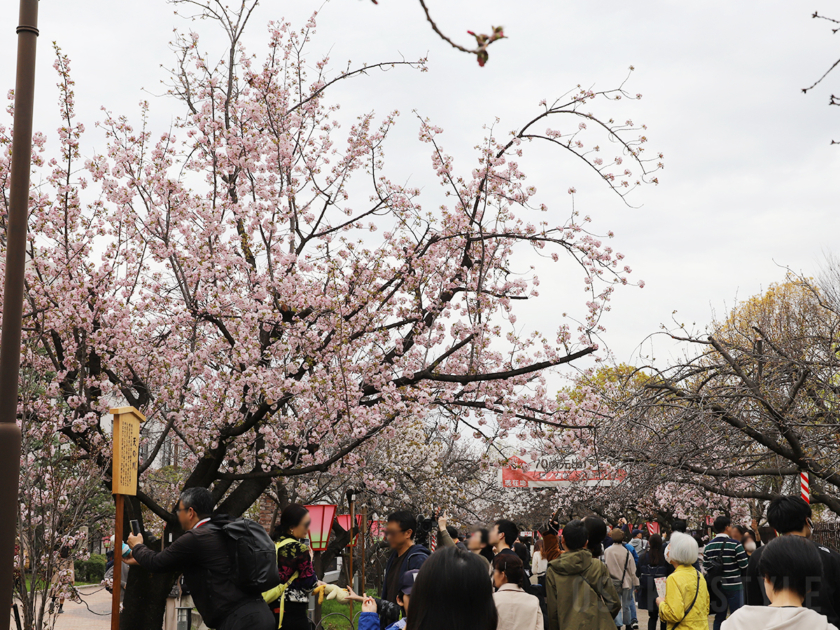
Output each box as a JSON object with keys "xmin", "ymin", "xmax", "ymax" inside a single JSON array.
[
  {"xmin": 813, "ymin": 522, "xmax": 840, "ymax": 551},
  {"xmin": 314, "ymin": 611, "xmax": 362, "ymax": 630}
]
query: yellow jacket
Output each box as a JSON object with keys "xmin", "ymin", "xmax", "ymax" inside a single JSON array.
[{"xmin": 658, "ymin": 564, "xmax": 710, "ymax": 630}]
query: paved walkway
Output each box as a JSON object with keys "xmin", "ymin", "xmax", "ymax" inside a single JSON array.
[
  {"xmin": 636, "ymin": 609, "xmax": 715, "ymax": 629},
  {"xmin": 16, "ymin": 586, "xmax": 717, "ymax": 630},
  {"xmin": 11, "ymin": 585, "xmax": 112, "ymax": 630},
  {"xmin": 53, "ymin": 585, "xmax": 111, "ymax": 630}
]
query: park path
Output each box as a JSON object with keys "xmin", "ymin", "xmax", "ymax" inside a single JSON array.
[
  {"xmin": 10, "ymin": 585, "xmax": 111, "ymax": 630},
  {"xmin": 12, "ymin": 585, "xmax": 715, "ymax": 630},
  {"xmin": 52, "ymin": 585, "xmax": 111, "ymax": 630}
]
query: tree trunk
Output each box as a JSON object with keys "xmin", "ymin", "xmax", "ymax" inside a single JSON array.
[
  {"xmin": 121, "ymin": 565, "xmax": 175, "ymax": 630},
  {"xmin": 118, "ymin": 479, "xmax": 275, "ymax": 629},
  {"xmin": 120, "ymin": 496, "xmax": 179, "ymax": 630}
]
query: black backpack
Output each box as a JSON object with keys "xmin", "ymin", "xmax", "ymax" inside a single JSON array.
[
  {"xmin": 218, "ymin": 518, "xmax": 281, "ymax": 595},
  {"xmin": 704, "ymin": 544, "xmax": 729, "ymax": 613}
]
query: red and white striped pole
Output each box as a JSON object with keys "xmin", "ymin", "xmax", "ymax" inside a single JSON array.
[{"xmin": 801, "ymin": 471, "xmax": 810, "ymax": 504}]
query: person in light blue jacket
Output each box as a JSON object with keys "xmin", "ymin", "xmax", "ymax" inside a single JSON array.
[{"xmin": 359, "ymin": 570, "xmax": 419, "ymax": 630}]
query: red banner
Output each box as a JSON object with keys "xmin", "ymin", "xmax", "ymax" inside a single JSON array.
[
  {"xmin": 646, "ymin": 522, "xmax": 660, "ymax": 535},
  {"xmin": 499, "ymin": 456, "xmax": 626, "ymax": 488}
]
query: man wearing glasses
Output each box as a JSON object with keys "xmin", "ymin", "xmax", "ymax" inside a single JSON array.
[
  {"xmin": 125, "ymin": 487, "xmax": 274, "ymax": 630},
  {"xmin": 381, "ymin": 511, "xmax": 431, "ymax": 608}
]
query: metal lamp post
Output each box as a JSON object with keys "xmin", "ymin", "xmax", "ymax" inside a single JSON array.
[{"xmin": 0, "ymin": 2, "xmax": 39, "ymax": 629}]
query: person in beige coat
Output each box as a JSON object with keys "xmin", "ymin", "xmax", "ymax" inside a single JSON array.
[
  {"xmin": 605, "ymin": 528, "xmax": 639, "ymax": 628},
  {"xmin": 492, "ymin": 554, "xmax": 543, "ymax": 630}
]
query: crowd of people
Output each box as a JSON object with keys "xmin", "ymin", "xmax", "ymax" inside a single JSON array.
[{"xmin": 119, "ymin": 489, "xmax": 840, "ymax": 630}]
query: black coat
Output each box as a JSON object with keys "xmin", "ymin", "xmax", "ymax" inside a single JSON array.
[
  {"xmin": 636, "ymin": 550, "xmax": 674, "ymax": 611},
  {"xmin": 131, "ymin": 522, "xmax": 261, "ymax": 628}
]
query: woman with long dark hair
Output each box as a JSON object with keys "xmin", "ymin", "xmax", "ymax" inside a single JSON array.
[
  {"xmin": 406, "ymin": 546, "xmax": 497, "ymax": 630},
  {"xmin": 637, "ymin": 534, "xmax": 673, "ymax": 630},
  {"xmin": 264, "ymin": 504, "xmax": 318, "ymax": 630},
  {"xmin": 493, "ymin": 554, "xmax": 543, "ymax": 630}
]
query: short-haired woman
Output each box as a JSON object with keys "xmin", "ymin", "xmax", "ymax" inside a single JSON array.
[
  {"xmin": 655, "ymin": 532, "xmax": 710, "ymax": 630},
  {"xmin": 722, "ymin": 535, "xmax": 839, "ymax": 630}
]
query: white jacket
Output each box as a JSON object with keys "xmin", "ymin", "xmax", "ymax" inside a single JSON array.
[
  {"xmin": 531, "ymin": 550, "xmax": 548, "ymax": 577},
  {"xmin": 722, "ymin": 605, "xmax": 839, "ymax": 630}
]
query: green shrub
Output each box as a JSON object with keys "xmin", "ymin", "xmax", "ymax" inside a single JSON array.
[{"xmin": 75, "ymin": 554, "xmax": 106, "ymax": 583}]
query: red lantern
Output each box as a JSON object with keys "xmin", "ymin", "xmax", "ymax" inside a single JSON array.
[
  {"xmin": 305, "ymin": 504, "xmax": 337, "ymax": 552},
  {"xmin": 336, "ymin": 514, "xmax": 363, "ymax": 547}
]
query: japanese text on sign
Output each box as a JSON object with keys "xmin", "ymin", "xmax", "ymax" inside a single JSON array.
[
  {"xmin": 499, "ymin": 455, "xmax": 625, "ymax": 488},
  {"xmin": 111, "ymin": 407, "xmax": 145, "ymax": 495}
]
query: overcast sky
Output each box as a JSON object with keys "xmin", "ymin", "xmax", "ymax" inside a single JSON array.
[{"xmin": 2, "ymin": 0, "xmax": 839, "ymax": 372}]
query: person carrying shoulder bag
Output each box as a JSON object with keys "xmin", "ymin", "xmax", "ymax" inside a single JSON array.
[
  {"xmin": 605, "ymin": 529, "xmax": 639, "ymax": 629},
  {"xmin": 655, "ymin": 533, "xmax": 710, "ymax": 630}
]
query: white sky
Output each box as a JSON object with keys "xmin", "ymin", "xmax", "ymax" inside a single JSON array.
[{"xmin": 2, "ymin": 0, "xmax": 839, "ymax": 372}]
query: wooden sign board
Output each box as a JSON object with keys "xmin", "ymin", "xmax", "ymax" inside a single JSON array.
[{"xmin": 110, "ymin": 407, "xmax": 145, "ymax": 496}]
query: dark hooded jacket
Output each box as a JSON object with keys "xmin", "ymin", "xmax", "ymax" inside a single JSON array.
[{"xmin": 545, "ymin": 548, "xmax": 620, "ymax": 630}]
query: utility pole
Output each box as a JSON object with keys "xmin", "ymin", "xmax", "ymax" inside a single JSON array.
[{"xmin": 0, "ymin": 2, "xmax": 39, "ymax": 629}]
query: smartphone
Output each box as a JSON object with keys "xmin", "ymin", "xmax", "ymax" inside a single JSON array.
[{"xmin": 130, "ymin": 520, "xmax": 141, "ymax": 536}]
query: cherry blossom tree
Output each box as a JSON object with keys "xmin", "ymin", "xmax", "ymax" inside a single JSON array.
[
  {"xmin": 2, "ymin": 0, "xmax": 662, "ymax": 624},
  {"xmin": 565, "ymin": 277, "xmax": 840, "ymax": 527},
  {"xmin": 12, "ymin": 336, "xmax": 111, "ymax": 630}
]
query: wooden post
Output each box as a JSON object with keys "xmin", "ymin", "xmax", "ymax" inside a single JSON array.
[
  {"xmin": 360, "ymin": 507, "xmax": 367, "ymax": 597},
  {"xmin": 312, "ymin": 551, "xmax": 323, "ymax": 626},
  {"xmin": 110, "ymin": 407, "xmax": 145, "ymax": 630},
  {"xmin": 111, "ymin": 493, "xmax": 124, "ymax": 630}
]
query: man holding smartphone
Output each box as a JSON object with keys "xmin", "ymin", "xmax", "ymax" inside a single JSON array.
[{"xmin": 125, "ymin": 488, "xmax": 274, "ymax": 630}]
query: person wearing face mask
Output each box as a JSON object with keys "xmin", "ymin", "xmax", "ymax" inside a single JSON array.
[
  {"xmin": 733, "ymin": 525, "xmax": 761, "ymax": 556},
  {"xmin": 741, "ymin": 532, "xmax": 758, "ymax": 558},
  {"xmin": 744, "ymin": 496, "xmax": 840, "ymax": 627}
]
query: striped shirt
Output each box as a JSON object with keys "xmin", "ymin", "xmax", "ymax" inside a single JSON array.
[{"xmin": 702, "ymin": 534, "xmax": 748, "ymax": 591}]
